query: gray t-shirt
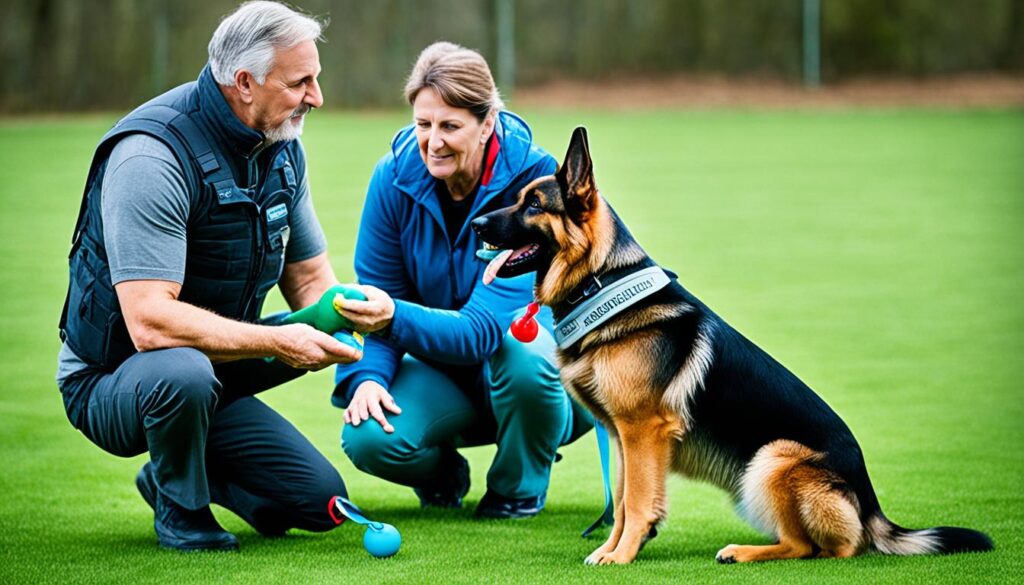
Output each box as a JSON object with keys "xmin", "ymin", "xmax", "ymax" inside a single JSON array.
[{"xmin": 57, "ymin": 134, "xmax": 327, "ymax": 384}]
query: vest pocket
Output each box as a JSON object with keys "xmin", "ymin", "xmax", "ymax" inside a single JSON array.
[{"xmin": 102, "ymin": 311, "xmax": 135, "ymax": 368}]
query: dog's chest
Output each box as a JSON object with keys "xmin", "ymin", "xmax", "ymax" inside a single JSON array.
[
  {"xmin": 555, "ymin": 351, "xmax": 613, "ymax": 420},
  {"xmin": 555, "ymin": 343, "xmax": 664, "ymax": 420}
]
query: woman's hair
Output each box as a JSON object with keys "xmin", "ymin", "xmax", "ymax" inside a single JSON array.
[
  {"xmin": 208, "ymin": 1, "xmax": 325, "ymax": 86},
  {"xmin": 404, "ymin": 42, "xmax": 505, "ymax": 121}
]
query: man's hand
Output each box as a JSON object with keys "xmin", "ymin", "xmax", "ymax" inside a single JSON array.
[
  {"xmin": 334, "ymin": 284, "xmax": 395, "ymax": 334},
  {"xmin": 273, "ymin": 323, "xmax": 362, "ymax": 370},
  {"xmin": 345, "ymin": 380, "xmax": 402, "ymax": 433}
]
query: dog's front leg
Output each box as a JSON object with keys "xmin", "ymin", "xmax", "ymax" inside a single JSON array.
[
  {"xmin": 588, "ymin": 414, "xmax": 677, "ymax": 565},
  {"xmin": 584, "ymin": 431, "xmax": 626, "ymax": 564}
]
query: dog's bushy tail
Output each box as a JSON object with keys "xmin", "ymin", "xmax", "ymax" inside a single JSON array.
[{"xmin": 867, "ymin": 513, "xmax": 993, "ymax": 556}]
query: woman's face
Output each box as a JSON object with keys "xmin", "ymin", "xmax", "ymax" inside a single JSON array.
[{"xmin": 412, "ymin": 87, "xmax": 494, "ymax": 185}]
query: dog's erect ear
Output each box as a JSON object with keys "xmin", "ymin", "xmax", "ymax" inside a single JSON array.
[{"xmin": 556, "ymin": 127, "xmax": 595, "ymax": 220}]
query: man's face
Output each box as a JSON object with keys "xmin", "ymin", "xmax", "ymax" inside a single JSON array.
[{"xmin": 249, "ymin": 40, "xmax": 323, "ymax": 143}]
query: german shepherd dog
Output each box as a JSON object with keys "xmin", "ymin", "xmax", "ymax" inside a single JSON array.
[{"xmin": 470, "ymin": 128, "xmax": 993, "ymax": 565}]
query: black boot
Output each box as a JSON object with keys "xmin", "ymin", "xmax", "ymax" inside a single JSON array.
[
  {"xmin": 137, "ymin": 462, "xmax": 238, "ymax": 551},
  {"xmin": 475, "ymin": 489, "xmax": 546, "ymax": 519},
  {"xmin": 413, "ymin": 448, "xmax": 470, "ymax": 509}
]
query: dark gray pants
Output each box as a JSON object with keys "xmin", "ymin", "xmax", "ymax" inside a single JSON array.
[{"xmin": 60, "ymin": 347, "xmax": 345, "ymax": 534}]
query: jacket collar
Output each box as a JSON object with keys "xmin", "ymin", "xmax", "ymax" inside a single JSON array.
[{"xmin": 195, "ymin": 64, "xmax": 267, "ymax": 159}]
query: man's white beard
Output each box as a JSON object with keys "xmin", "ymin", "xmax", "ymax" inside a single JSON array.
[
  {"xmin": 263, "ymin": 115, "xmax": 304, "ymax": 144},
  {"xmin": 263, "ymin": 104, "xmax": 311, "ymax": 144}
]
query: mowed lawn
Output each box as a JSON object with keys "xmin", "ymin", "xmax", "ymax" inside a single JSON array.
[{"xmin": 0, "ymin": 107, "xmax": 1021, "ymax": 584}]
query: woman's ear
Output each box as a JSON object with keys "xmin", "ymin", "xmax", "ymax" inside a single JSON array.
[{"xmin": 480, "ymin": 114, "xmax": 496, "ymax": 144}]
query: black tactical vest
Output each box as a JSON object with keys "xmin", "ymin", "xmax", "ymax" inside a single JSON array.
[{"xmin": 60, "ymin": 66, "xmax": 301, "ymax": 371}]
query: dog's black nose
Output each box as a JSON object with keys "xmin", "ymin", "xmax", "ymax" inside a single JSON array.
[{"xmin": 470, "ymin": 216, "xmax": 488, "ymax": 234}]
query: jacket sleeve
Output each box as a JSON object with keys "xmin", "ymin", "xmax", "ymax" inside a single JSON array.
[
  {"xmin": 388, "ymin": 272, "xmax": 534, "ymax": 365},
  {"xmin": 333, "ymin": 158, "xmax": 407, "ymax": 406},
  {"xmin": 385, "ymin": 156, "xmax": 558, "ymax": 365}
]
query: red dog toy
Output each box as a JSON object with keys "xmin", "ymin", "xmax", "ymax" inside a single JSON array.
[{"xmin": 510, "ymin": 302, "xmax": 540, "ymax": 343}]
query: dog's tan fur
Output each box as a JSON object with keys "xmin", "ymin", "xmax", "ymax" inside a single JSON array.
[
  {"xmin": 723, "ymin": 440, "xmax": 865, "ymax": 562},
  {"xmin": 515, "ymin": 176, "xmax": 645, "ymax": 307}
]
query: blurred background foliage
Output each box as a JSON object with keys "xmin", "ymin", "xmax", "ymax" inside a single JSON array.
[{"xmin": 1, "ymin": 0, "xmax": 1022, "ymax": 112}]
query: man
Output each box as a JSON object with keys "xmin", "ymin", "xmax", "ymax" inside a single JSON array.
[{"xmin": 56, "ymin": 1, "xmax": 359, "ymax": 552}]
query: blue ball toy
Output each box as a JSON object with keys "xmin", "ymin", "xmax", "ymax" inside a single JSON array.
[{"xmin": 363, "ymin": 522, "xmax": 401, "ymax": 558}]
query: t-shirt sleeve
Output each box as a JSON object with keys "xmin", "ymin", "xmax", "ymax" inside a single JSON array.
[{"xmin": 101, "ymin": 134, "xmax": 189, "ymax": 285}]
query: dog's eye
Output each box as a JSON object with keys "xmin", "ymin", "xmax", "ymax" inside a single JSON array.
[{"xmin": 528, "ymin": 198, "xmax": 541, "ymax": 209}]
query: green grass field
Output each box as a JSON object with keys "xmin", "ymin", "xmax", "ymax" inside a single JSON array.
[{"xmin": 1, "ymin": 107, "xmax": 1022, "ymax": 584}]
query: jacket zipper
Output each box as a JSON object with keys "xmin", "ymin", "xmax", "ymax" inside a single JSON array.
[{"xmin": 448, "ymin": 246, "xmax": 459, "ymax": 307}]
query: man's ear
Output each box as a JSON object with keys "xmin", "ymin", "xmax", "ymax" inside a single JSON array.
[
  {"xmin": 555, "ymin": 126, "xmax": 595, "ymax": 220},
  {"xmin": 234, "ymin": 70, "xmax": 256, "ymax": 105}
]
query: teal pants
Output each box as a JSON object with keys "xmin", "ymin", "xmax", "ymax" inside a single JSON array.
[{"xmin": 341, "ymin": 329, "xmax": 592, "ymax": 499}]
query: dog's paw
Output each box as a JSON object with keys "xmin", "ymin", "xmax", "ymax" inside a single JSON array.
[
  {"xmin": 715, "ymin": 544, "xmax": 739, "ymax": 564},
  {"xmin": 585, "ymin": 550, "xmax": 635, "ymax": 565}
]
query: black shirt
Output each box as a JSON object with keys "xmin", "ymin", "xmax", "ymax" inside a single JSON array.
[
  {"xmin": 437, "ymin": 181, "xmax": 478, "ymax": 246},
  {"xmin": 435, "ymin": 138, "xmax": 493, "ymax": 246}
]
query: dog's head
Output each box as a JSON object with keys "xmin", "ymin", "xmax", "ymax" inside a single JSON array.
[{"xmin": 472, "ymin": 127, "xmax": 603, "ymax": 290}]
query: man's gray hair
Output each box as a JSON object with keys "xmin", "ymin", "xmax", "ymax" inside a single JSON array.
[{"xmin": 208, "ymin": 1, "xmax": 325, "ymax": 86}]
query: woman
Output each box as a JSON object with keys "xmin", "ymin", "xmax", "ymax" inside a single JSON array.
[{"xmin": 333, "ymin": 42, "xmax": 591, "ymax": 518}]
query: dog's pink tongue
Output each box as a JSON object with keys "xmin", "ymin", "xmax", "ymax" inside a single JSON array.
[{"xmin": 482, "ymin": 249, "xmax": 513, "ymax": 285}]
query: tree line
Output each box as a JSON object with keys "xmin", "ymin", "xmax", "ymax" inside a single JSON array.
[{"xmin": 1, "ymin": 0, "xmax": 1021, "ymax": 112}]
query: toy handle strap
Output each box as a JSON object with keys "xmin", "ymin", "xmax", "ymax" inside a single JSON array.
[{"xmin": 329, "ymin": 496, "xmax": 383, "ymax": 530}]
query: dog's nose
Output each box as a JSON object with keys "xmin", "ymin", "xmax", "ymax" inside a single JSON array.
[{"xmin": 470, "ymin": 216, "xmax": 488, "ymax": 234}]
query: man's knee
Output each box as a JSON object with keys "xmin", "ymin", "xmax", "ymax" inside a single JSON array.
[
  {"xmin": 293, "ymin": 465, "xmax": 347, "ymax": 533},
  {"xmin": 246, "ymin": 463, "xmax": 346, "ymax": 534},
  {"xmin": 136, "ymin": 347, "xmax": 219, "ymax": 412}
]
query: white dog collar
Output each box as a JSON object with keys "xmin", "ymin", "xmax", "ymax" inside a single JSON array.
[{"xmin": 553, "ymin": 266, "xmax": 671, "ymax": 349}]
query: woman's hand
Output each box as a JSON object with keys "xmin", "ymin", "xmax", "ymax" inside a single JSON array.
[
  {"xmin": 345, "ymin": 380, "xmax": 402, "ymax": 433},
  {"xmin": 335, "ymin": 284, "xmax": 395, "ymax": 334}
]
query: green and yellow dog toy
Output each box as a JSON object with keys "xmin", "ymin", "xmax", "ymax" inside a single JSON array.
[{"xmin": 280, "ymin": 284, "xmax": 367, "ymax": 352}]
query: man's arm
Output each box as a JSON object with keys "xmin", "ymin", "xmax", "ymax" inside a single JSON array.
[
  {"xmin": 277, "ymin": 252, "xmax": 338, "ymax": 311},
  {"xmin": 116, "ymin": 279, "xmax": 359, "ymax": 368}
]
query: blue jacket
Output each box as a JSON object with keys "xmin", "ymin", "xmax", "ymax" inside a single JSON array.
[{"xmin": 333, "ymin": 111, "xmax": 556, "ymax": 406}]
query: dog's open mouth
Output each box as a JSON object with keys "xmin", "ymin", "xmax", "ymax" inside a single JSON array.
[{"xmin": 479, "ymin": 242, "xmax": 542, "ymax": 285}]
